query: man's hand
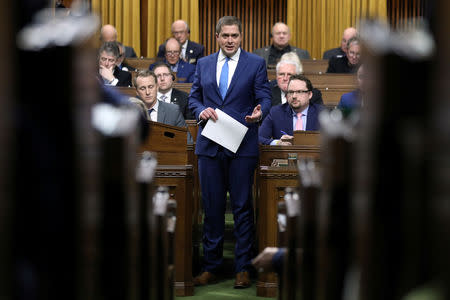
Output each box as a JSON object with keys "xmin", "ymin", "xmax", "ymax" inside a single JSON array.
[
  {"xmin": 199, "ymin": 107, "xmax": 218, "ymax": 122},
  {"xmin": 99, "ymin": 65, "xmax": 115, "ymax": 82},
  {"xmin": 245, "ymin": 104, "xmax": 262, "ymax": 123},
  {"xmin": 252, "ymin": 247, "xmax": 279, "ymax": 272}
]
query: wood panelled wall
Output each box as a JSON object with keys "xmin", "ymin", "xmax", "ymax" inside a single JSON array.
[
  {"xmin": 199, "ymin": 0, "xmax": 287, "ymax": 56},
  {"xmin": 388, "ymin": 0, "xmax": 427, "ymax": 29}
]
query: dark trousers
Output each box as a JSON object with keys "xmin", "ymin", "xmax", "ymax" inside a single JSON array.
[{"xmin": 198, "ymin": 152, "xmax": 257, "ymax": 274}]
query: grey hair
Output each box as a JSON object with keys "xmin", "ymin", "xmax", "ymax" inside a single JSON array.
[{"xmin": 276, "ymin": 60, "xmax": 302, "ymax": 75}]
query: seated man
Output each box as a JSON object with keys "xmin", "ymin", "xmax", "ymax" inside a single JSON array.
[
  {"xmin": 116, "ymin": 42, "xmax": 136, "ymax": 72},
  {"xmin": 100, "ymin": 24, "xmax": 137, "ymax": 58},
  {"xmin": 157, "ymin": 20, "xmax": 205, "ymax": 65},
  {"xmin": 152, "ymin": 61, "xmax": 194, "ymax": 120},
  {"xmin": 150, "ymin": 37, "xmax": 196, "ymax": 83},
  {"xmin": 253, "ymin": 22, "xmax": 310, "ymax": 67},
  {"xmin": 322, "ymin": 27, "xmax": 357, "ymax": 59},
  {"xmin": 130, "ymin": 69, "xmax": 186, "ymax": 128},
  {"xmin": 271, "ymin": 53, "xmax": 323, "ymax": 107},
  {"xmin": 326, "ymin": 37, "xmax": 361, "ymax": 73},
  {"xmin": 98, "ymin": 42, "xmax": 132, "ymax": 87},
  {"xmin": 259, "ymin": 74, "xmax": 323, "ymax": 145},
  {"xmin": 337, "ymin": 64, "xmax": 365, "ymax": 112}
]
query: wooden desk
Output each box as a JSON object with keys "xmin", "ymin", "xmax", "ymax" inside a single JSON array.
[{"xmin": 256, "ymin": 166, "xmax": 299, "ymax": 298}]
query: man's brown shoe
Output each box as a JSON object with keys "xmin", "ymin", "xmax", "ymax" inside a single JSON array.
[
  {"xmin": 193, "ymin": 271, "xmax": 217, "ymax": 286},
  {"xmin": 234, "ymin": 271, "xmax": 251, "ymax": 289}
]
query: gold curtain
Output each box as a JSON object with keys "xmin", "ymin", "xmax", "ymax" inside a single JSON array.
[
  {"xmin": 91, "ymin": 0, "xmax": 141, "ymax": 57},
  {"xmin": 146, "ymin": 0, "xmax": 200, "ymax": 58},
  {"xmin": 287, "ymin": 0, "xmax": 387, "ymax": 59}
]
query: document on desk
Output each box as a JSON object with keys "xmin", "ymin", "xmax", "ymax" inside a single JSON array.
[{"xmin": 201, "ymin": 108, "xmax": 248, "ymax": 153}]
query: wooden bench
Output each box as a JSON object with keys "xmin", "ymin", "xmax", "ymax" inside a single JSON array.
[{"xmin": 124, "ymin": 57, "xmax": 158, "ymax": 70}]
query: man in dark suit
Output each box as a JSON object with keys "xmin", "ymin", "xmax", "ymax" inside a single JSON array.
[
  {"xmin": 322, "ymin": 27, "xmax": 357, "ymax": 59},
  {"xmin": 98, "ymin": 42, "xmax": 132, "ymax": 87},
  {"xmin": 100, "ymin": 24, "xmax": 137, "ymax": 58},
  {"xmin": 116, "ymin": 42, "xmax": 136, "ymax": 72},
  {"xmin": 150, "ymin": 38, "xmax": 196, "ymax": 83},
  {"xmin": 131, "ymin": 69, "xmax": 186, "ymax": 127},
  {"xmin": 189, "ymin": 16, "xmax": 272, "ymax": 289},
  {"xmin": 337, "ymin": 64, "xmax": 365, "ymax": 112},
  {"xmin": 157, "ymin": 20, "xmax": 204, "ymax": 65},
  {"xmin": 259, "ymin": 74, "xmax": 323, "ymax": 145},
  {"xmin": 271, "ymin": 58, "xmax": 323, "ymax": 107},
  {"xmin": 327, "ymin": 37, "xmax": 361, "ymax": 73},
  {"xmin": 152, "ymin": 61, "xmax": 194, "ymax": 120},
  {"xmin": 253, "ymin": 22, "xmax": 310, "ymax": 67}
]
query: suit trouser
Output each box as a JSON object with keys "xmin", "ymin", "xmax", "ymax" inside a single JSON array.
[{"xmin": 198, "ymin": 151, "xmax": 257, "ymax": 274}]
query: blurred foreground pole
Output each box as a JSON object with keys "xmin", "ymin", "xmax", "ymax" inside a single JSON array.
[
  {"xmin": 11, "ymin": 5, "xmax": 101, "ymax": 300},
  {"xmin": 354, "ymin": 17, "xmax": 436, "ymax": 300}
]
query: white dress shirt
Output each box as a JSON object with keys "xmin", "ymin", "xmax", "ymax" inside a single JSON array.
[
  {"xmin": 181, "ymin": 40, "xmax": 188, "ymax": 60},
  {"xmin": 281, "ymin": 90, "xmax": 287, "ymax": 104},
  {"xmin": 148, "ymin": 99, "xmax": 160, "ymax": 122},
  {"xmin": 157, "ymin": 89, "xmax": 172, "ymax": 103},
  {"xmin": 216, "ymin": 48, "xmax": 241, "ymax": 89}
]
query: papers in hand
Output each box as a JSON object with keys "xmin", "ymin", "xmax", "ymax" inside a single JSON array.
[{"xmin": 201, "ymin": 108, "xmax": 248, "ymax": 153}]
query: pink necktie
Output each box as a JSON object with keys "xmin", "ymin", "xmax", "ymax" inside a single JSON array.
[{"xmin": 295, "ymin": 112, "xmax": 303, "ymax": 131}]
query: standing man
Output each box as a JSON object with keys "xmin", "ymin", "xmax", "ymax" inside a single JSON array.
[
  {"xmin": 189, "ymin": 16, "xmax": 271, "ymax": 289},
  {"xmin": 253, "ymin": 22, "xmax": 310, "ymax": 67},
  {"xmin": 322, "ymin": 27, "xmax": 358, "ymax": 59},
  {"xmin": 157, "ymin": 20, "xmax": 205, "ymax": 65}
]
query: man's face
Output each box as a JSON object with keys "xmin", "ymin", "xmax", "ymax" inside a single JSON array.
[
  {"xmin": 172, "ymin": 21, "xmax": 189, "ymax": 45},
  {"xmin": 154, "ymin": 66, "xmax": 173, "ymax": 93},
  {"xmin": 286, "ymin": 79, "xmax": 312, "ymax": 111},
  {"xmin": 341, "ymin": 28, "xmax": 357, "ymax": 53},
  {"xmin": 165, "ymin": 40, "xmax": 181, "ymax": 65},
  {"xmin": 135, "ymin": 75, "xmax": 158, "ymax": 108},
  {"xmin": 347, "ymin": 44, "xmax": 361, "ymax": 66},
  {"xmin": 272, "ymin": 24, "xmax": 291, "ymax": 49},
  {"xmin": 276, "ymin": 63, "xmax": 297, "ymax": 92},
  {"xmin": 99, "ymin": 51, "xmax": 117, "ymax": 69},
  {"xmin": 216, "ymin": 25, "xmax": 242, "ymax": 57}
]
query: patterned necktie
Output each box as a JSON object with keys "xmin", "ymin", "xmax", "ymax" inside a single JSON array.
[
  {"xmin": 219, "ymin": 57, "xmax": 230, "ymax": 100},
  {"xmin": 295, "ymin": 112, "xmax": 303, "ymax": 130},
  {"xmin": 160, "ymin": 95, "xmax": 167, "ymax": 102}
]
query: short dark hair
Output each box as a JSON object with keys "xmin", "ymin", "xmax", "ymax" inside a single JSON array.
[
  {"xmin": 288, "ymin": 74, "xmax": 313, "ymax": 91},
  {"xmin": 216, "ymin": 16, "xmax": 242, "ymax": 34},
  {"xmin": 133, "ymin": 69, "xmax": 157, "ymax": 89},
  {"xmin": 99, "ymin": 41, "xmax": 120, "ymax": 59},
  {"xmin": 152, "ymin": 61, "xmax": 172, "ymax": 73}
]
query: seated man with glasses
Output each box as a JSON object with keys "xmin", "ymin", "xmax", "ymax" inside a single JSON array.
[
  {"xmin": 326, "ymin": 37, "xmax": 361, "ymax": 73},
  {"xmin": 152, "ymin": 61, "xmax": 194, "ymax": 120},
  {"xmin": 150, "ymin": 37, "xmax": 196, "ymax": 83},
  {"xmin": 259, "ymin": 74, "xmax": 323, "ymax": 145}
]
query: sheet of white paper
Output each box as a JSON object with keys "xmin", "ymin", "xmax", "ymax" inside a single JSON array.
[{"xmin": 201, "ymin": 108, "xmax": 248, "ymax": 153}]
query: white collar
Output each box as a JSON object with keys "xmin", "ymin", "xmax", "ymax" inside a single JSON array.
[{"xmin": 218, "ymin": 48, "xmax": 241, "ymax": 62}]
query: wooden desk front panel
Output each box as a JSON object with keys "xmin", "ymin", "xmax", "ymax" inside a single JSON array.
[
  {"xmin": 256, "ymin": 166, "xmax": 298, "ymax": 298},
  {"xmin": 155, "ymin": 165, "xmax": 194, "ymax": 297},
  {"xmin": 259, "ymin": 145, "xmax": 320, "ymax": 166}
]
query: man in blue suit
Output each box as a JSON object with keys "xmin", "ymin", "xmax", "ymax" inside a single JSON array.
[
  {"xmin": 337, "ymin": 64, "xmax": 365, "ymax": 112},
  {"xmin": 149, "ymin": 37, "xmax": 195, "ymax": 83},
  {"xmin": 259, "ymin": 74, "xmax": 323, "ymax": 145},
  {"xmin": 189, "ymin": 16, "xmax": 272, "ymax": 289}
]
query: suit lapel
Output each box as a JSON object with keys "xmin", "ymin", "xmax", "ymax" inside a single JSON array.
[
  {"xmin": 157, "ymin": 101, "xmax": 164, "ymax": 123},
  {"xmin": 209, "ymin": 53, "xmax": 222, "ymax": 104},
  {"xmin": 223, "ymin": 49, "xmax": 248, "ymax": 104},
  {"xmin": 282, "ymin": 104, "xmax": 294, "ymax": 134}
]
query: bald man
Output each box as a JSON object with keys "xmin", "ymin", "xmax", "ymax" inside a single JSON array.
[
  {"xmin": 253, "ymin": 22, "xmax": 310, "ymax": 67},
  {"xmin": 157, "ymin": 20, "xmax": 205, "ymax": 65},
  {"xmin": 100, "ymin": 24, "xmax": 137, "ymax": 58},
  {"xmin": 322, "ymin": 27, "xmax": 357, "ymax": 59}
]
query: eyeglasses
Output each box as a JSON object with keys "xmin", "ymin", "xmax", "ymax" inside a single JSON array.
[
  {"xmin": 166, "ymin": 51, "xmax": 180, "ymax": 56},
  {"xmin": 156, "ymin": 73, "xmax": 171, "ymax": 79},
  {"xmin": 286, "ymin": 90, "xmax": 310, "ymax": 96}
]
